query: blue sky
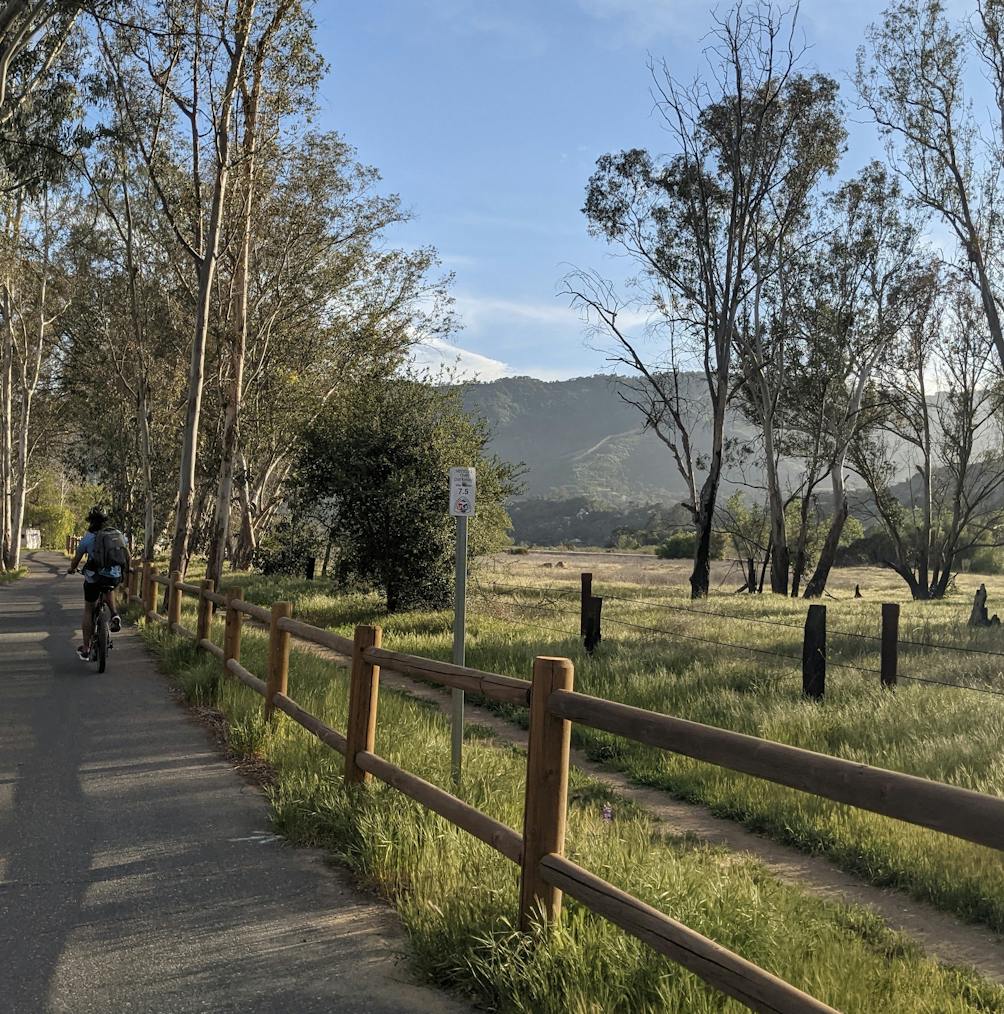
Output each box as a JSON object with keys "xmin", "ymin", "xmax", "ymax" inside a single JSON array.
[{"xmin": 313, "ymin": 1, "xmax": 897, "ymax": 382}]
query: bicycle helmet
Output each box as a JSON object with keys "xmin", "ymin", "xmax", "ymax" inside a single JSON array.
[{"xmin": 86, "ymin": 506, "xmax": 109, "ymax": 532}]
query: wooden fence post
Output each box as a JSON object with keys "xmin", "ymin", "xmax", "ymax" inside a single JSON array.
[
  {"xmin": 345, "ymin": 624, "xmax": 382, "ymax": 785},
  {"xmin": 580, "ymin": 572, "xmax": 592, "ymax": 636},
  {"xmin": 144, "ymin": 565, "xmax": 157, "ymax": 618},
  {"xmin": 881, "ymin": 602, "xmax": 899, "ymax": 688},
  {"xmin": 224, "ymin": 588, "xmax": 244, "ymax": 665},
  {"xmin": 264, "ymin": 601, "xmax": 292, "ymax": 721},
  {"xmin": 803, "ymin": 604, "xmax": 826, "ymax": 700},
  {"xmin": 197, "ymin": 578, "xmax": 215, "ymax": 644},
  {"xmin": 519, "ymin": 655, "xmax": 574, "ymax": 931},
  {"xmin": 585, "ymin": 596, "xmax": 603, "ymax": 655},
  {"xmin": 168, "ymin": 570, "xmax": 182, "ymax": 632}
]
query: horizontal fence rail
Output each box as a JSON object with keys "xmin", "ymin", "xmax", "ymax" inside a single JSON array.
[
  {"xmin": 539, "ymin": 854, "xmax": 837, "ymax": 1014},
  {"xmin": 133, "ymin": 561, "xmax": 1004, "ymax": 1013},
  {"xmin": 548, "ymin": 690, "xmax": 1004, "ymax": 852},
  {"xmin": 363, "ymin": 645, "xmax": 532, "ymax": 706},
  {"xmin": 356, "ymin": 750, "xmax": 524, "ymax": 864}
]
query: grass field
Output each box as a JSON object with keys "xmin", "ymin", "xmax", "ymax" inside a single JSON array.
[
  {"xmin": 173, "ymin": 554, "xmax": 1004, "ymax": 939},
  {"xmin": 0, "ymin": 566, "xmax": 27, "ymax": 584},
  {"xmin": 138, "ymin": 603, "xmax": 1004, "ymax": 1013}
]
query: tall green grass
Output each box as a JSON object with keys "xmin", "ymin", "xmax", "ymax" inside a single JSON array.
[
  {"xmin": 181, "ymin": 565, "xmax": 1004, "ymax": 935},
  {"xmin": 139, "ymin": 613, "xmax": 1004, "ymax": 1013}
]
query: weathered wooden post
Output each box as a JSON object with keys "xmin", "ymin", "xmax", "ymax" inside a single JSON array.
[
  {"xmin": 345, "ymin": 624, "xmax": 382, "ymax": 785},
  {"xmin": 197, "ymin": 578, "xmax": 215, "ymax": 645},
  {"xmin": 144, "ymin": 565, "xmax": 157, "ymax": 619},
  {"xmin": 584, "ymin": 596, "xmax": 603, "ymax": 655},
  {"xmin": 168, "ymin": 570, "xmax": 183, "ymax": 632},
  {"xmin": 519, "ymin": 655, "xmax": 574, "ymax": 931},
  {"xmin": 881, "ymin": 602, "xmax": 899, "ymax": 688},
  {"xmin": 224, "ymin": 588, "xmax": 244, "ymax": 665},
  {"xmin": 802, "ymin": 604, "xmax": 826, "ymax": 701},
  {"xmin": 264, "ymin": 601, "xmax": 292, "ymax": 721},
  {"xmin": 580, "ymin": 572, "xmax": 592, "ymax": 637}
]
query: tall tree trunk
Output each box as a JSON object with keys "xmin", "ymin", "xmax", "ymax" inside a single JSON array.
[
  {"xmin": 207, "ymin": 128, "xmax": 256, "ymax": 583},
  {"xmin": 0, "ymin": 302, "xmax": 11, "ymax": 569},
  {"xmin": 690, "ymin": 338, "xmax": 730, "ymax": 598},
  {"xmin": 804, "ymin": 457, "xmax": 848, "ymax": 598},
  {"xmin": 168, "ymin": 11, "xmax": 252, "ymax": 579},
  {"xmin": 232, "ymin": 459, "xmax": 257, "ymax": 570},
  {"xmin": 138, "ymin": 381, "xmax": 156, "ymax": 560},
  {"xmin": 764, "ymin": 418, "xmax": 789, "ymax": 595},
  {"xmin": 8, "ymin": 390, "xmax": 29, "ymax": 569},
  {"xmin": 790, "ymin": 493, "xmax": 811, "ymax": 599}
]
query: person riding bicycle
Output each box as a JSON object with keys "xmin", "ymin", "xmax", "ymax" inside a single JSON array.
[{"xmin": 68, "ymin": 506, "xmax": 131, "ymax": 662}]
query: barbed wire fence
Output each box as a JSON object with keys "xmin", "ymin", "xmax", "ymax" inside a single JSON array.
[{"xmin": 467, "ymin": 570, "xmax": 1004, "ymax": 701}]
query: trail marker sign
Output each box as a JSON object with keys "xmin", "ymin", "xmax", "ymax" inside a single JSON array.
[
  {"xmin": 449, "ymin": 467, "xmax": 476, "ymax": 517},
  {"xmin": 449, "ymin": 466, "xmax": 476, "ymax": 783}
]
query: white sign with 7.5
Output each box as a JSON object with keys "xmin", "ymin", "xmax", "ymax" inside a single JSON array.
[{"xmin": 449, "ymin": 466, "xmax": 476, "ymax": 517}]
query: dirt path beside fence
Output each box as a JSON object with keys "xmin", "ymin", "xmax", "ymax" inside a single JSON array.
[{"xmin": 336, "ymin": 647, "xmax": 1004, "ymax": 983}]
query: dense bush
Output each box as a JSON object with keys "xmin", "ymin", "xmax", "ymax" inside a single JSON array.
[
  {"xmin": 295, "ymin": 376, "xmax": 522, "ymax": 611},
  {"xmin": 835, "ymin": 527, "xmax": 898, "ymax": 566},
  {"xmin": 655, "ymin": 529, "xmax": 726, "ymax": 559},
  {"xmin": 253, "ymin": 518, "xmax": 323, "ymax": 577}
]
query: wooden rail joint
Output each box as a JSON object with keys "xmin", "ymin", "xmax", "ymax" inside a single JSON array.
[
  {"xmin": 345, "ymin": 625, "xmax": 382, "ymax": 785},
  {"xmin": 519, "ymin": 655, "xmax": 574, "ymax": 931},
  {"xmin": 197, "ymin": 578, "xmax": 215, "ymax": 643},
  {"xmin": 264, "ymin": 601, "xmax": 292, "ymax": 721},
  {"xmin": 224, "ymin": 587, "xmax": 244, "ymax": 666}
]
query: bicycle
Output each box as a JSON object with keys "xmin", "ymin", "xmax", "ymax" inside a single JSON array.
[{"xmin": 89, "ymin": 581, "xmax": 115, "ymax": 673}]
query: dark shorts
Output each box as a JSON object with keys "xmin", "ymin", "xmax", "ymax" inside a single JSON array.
[{"xmin": 84, "ymin": 577, "xmax": 120, "ymax": 603}]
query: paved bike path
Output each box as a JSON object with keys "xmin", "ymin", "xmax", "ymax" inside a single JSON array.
[{"xmin": 0, "ymin": 553, "xmax": 470, "ymax": 1014}]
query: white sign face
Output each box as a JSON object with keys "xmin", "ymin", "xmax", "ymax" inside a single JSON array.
[{"xmin": 449, "ymin": 466, "xmax": 477, "ymax": 517}]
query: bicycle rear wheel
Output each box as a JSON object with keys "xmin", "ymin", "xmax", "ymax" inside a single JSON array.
[{"xmin": 96, "ymin": 607, "xmax": 109, "ymax": 673}]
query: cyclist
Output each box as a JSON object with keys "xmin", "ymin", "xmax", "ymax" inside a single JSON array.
[{"xmin": 68, "ymin": 506, "xmax": 131, "ymax": 662}]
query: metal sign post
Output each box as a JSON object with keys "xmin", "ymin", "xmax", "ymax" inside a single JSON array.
[{"xmin": 449, "ymin": 467, "xmax": 476, "ymax": 783}]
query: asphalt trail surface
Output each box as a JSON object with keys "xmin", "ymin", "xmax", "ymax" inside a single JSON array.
[{"xmin": 0, "ymin": 553, "xmax": 470, "ymax": 1014}]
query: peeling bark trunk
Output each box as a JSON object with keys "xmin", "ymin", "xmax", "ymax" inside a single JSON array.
[
  {"xmin": 764, "ymin": 417, "xmax": 789, "ymax": 595},
  {"xmin": 0, "ymin": 294, "xmax": 11, "ymax": 569},
  {"xmin": 168, "ymin": 9, "xmax": 253, "ymax": 580},
  {"xmin": 804, "ymin": 459, "xmax": 848, "ymax": 598}
]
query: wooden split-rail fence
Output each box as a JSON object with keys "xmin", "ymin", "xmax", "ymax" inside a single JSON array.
[{"xmin": 123, "ymin": 562, "xmax": 1004, "ymax": 1014}]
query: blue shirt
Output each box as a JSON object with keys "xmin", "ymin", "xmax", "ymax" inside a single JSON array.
[{"xmin": 78, "ymin": 531, "xmax": 123, "ymax": 583}]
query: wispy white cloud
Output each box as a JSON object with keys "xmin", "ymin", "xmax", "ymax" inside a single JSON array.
[
  {"xmin": 409, "ymin": 337, "xmax": 605, "ymax": 383},
  {"xmin": 410, "ymin": 337, "xmax": 513, "ymax": 381},
  {"xmin": 440, "ymin": 253, "xmax": 480, "ymax": 268},
  {"xmin": 574, "ymin": 0, "xmax": 708, "ymax": 46},
  {"xmin": 415, "ymin": 0, "xmax": 548, "ymax": 57},
  {"xmin": 455, "ymin": 293, "xmax": 576, "ymax": 327}
]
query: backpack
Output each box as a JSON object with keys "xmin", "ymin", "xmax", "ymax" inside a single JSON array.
[{"xmin": 88, "ymin": 528, "xmax": 129, "ymax": 572}]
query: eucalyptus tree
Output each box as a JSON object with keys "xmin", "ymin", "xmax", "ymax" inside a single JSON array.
[
  {"xmin": 853, "ymin": 283, "xmax": 1004, "ymax": 598},
  {"xmin": 0, "ymin": 188, "xmax": 73, "ymax": 569},
  {"xmin": 59, "ymin": 161, "xmax": 188, "ymax": 555},
  {"xmin": 798, "ymin": 163, "xmax": 930, "ymax": 597},
  {"xmin": 0, "ymin": 2, "xmax": 83, "ymax": 125},
  {"xmin": 227, "ymin": 133, "xmax": 454, "ymax": 568},
  {"xmin": 857, "ymin": 0, "xmax": 1004, "ymax": 376},
  {"xmin": 100, "ymin": 0, "xmax": 256, "ymax": 578},
  {"xmin": 571, "ymin": 3, "xmax": 844, "ymax": 598},
  {"xmin": 204, "ymin": 0, "xmax": 324, "ymax": 585}
]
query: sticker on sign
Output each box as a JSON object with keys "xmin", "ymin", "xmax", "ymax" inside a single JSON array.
[{"xmin": 449, "ymin": 466, "xmax": 476, "ymax": 517}]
